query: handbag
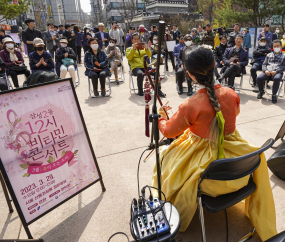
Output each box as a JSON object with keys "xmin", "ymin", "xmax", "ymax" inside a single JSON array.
[
  {"xmin": 62, "ymin": 58, "xmax": 74, "ymax": 67},
  {"xmin": 9, "ymin": 64, "xmax": 27, "ymax": 72}
]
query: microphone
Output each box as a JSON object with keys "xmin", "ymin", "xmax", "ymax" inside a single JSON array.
[{"xmin": 147, "ymin": 138, "xmax": 173, "ymax": 150}]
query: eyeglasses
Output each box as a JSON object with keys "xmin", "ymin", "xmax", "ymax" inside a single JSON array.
[{"xmin": 180, "ymin": 38, "xmax": 184, "ymax": 40}]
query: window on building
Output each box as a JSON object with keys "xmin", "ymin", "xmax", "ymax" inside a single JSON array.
[
  {"xmin": 137, "ymin": 3, "xmax": 145, "ymax": 9},
  {"xmin": 272, "ymin": 15, "xmax": 282, "ymax": 25}
]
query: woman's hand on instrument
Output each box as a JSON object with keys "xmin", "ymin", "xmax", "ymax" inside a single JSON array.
[{"xmin": 163, "ymin": 101, "xmax": 172, "ymax": 114}]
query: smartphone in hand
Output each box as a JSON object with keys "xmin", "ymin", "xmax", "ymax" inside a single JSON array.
[{"xmin": 137, "ymin": 42, "xmax": 144, "ymax": 50}]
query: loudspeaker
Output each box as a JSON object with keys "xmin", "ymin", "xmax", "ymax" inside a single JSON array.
[
  {"xmin": 267, "ymin": 121, "xmax": 285, "ymax": 181},
  {"xmin": 11, "ymin": 26, "xmax": 18, "ymax": 33}
]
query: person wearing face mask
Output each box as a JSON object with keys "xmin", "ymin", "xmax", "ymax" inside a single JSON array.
[
  {"xmin": 150, "ymin": 35, "xmax": 165, "ymax": 67},
  {"xmin": 175, "ymin": 34, "xmax": 193, "ymax": 96},
  {"xmin": 149, "ymin": 25, "xmax": 158, "ymax": 44},
  {"xmin": 84, "ymin": 37, "xmax": 111, "ymax": 97},
  {"xmin": 29, "ymin": 38, "xmax": 54, "ymax": 72},
  {"xmin": 256, "ymin": 39, "xmax": 285, "ymax": 103},
  {"xmin": 173, "ymin": 34, "xmax": 185, "ymax": 59},
  {"xmin": 43, "ymin": 23, "xmax": 60, "ymax": 60},
  {"xmin": 272, "ymin": 27, "xmax": 280, "ymax": 43},
  {"xmin": 257, "ymin": 24, "xmax": 272, "ymax": 48},
  {"xmin": 0, "ymin": 37, "xmax": 30, "ymax": 88},
  {"xmin": 250, "ymin": 37, "xmax": 271, "ymax": 87},
  {"xmin": 55, "ymin": 37, "xmax": 77, "ymax": 84},
  {"xmin": 83, "ymin": 28, "xmax": 92, "ymax": 53},
  {"xmin": 104, "ymin": 37, "xmax": 122, "ymax": 85},
  {"xmin": 213, "ymin": 35, "xmax": 228, "ymax": 79}
]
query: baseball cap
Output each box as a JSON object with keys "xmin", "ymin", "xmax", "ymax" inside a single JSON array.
[
  {"xmin": 3, "ymin": 37, "xmax": 14, "ymax": 44},
  {"xmin": 244, "ymin": 27, "xmax": 249, "ymax": 31},
  {"xmin": 33, "ymin": 38, "xmax": 45, "ymax": 46},
  {"xmin": 206, "ymin": 23, "xmax": 212, "ymax": 26}
]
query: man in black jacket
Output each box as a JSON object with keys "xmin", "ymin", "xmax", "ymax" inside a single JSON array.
[
  {"xmin": 149, "ymin": 25, "xmax": 158, "ymax": 44},
  {"xmin": 22, "ymin": 19, "xmax": 43, "ymax": 55},
  {"xmin": 63, "ymin": 24, "xmax": 76, "ymax": 54},
  {"xmin": 250, "ymin": 37, "xmax": 271, "ymax": 87},
  {"xmin": 213, "ymin": 35, "xmax": 228, "ymax": 79},
  {"xmin": 170, "ymin": 25, "xmax": 181, "ymax": 44}
]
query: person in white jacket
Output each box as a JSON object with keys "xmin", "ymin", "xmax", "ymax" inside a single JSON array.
[{"xmin": 109, "ymin": 21, "xmax": 124, "ymax": 55}]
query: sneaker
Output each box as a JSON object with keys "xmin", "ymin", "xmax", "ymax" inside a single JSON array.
[
  {"xmin": 178, "ymin": 89, "xmax": 183, "ymax": 95},
  {"xmin": 166, "ymin": 67, "xmax": 169, "ymax": 72},
  {"xmin": 94, "ymin": 90, "xmax": 99, "ymax": 97},
  {"xmin": 251, "ymin": 83, "xmax": 257, "ymax": 87},
  {"xmin": 101, "ymin": 89, "xmax": 106, "ymax": 97},
  {"xmin": 158, "ymin": 89, "xmax": 166, "ymax": 98},
  {"xmin": 272, "ymin": 95, "xmax": 277, "ymax": 104},
  {"xmin": 257, "ymin": 91, "xmax": 264, "ymax": 99},
  {"xmin": 187, "ymin": 88, "xmax": 193, "ymax": 96},
  {"xmin": 115, "ymin": 79, "xmax": 119, "ymax": 85},
  {"xmin": 138, "ymin": 89, "xmax": 144, "ymax": 96}
]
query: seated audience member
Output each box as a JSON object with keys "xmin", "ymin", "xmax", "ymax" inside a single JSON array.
[
  {"xmin": 257, "ymin": 24, "xmax": 272, "ymax": 48},
  {"xmin": 139, "ymin": 24, "xmax": 149, "ymax": 45},
  {"xmin": 55, "ymin": 37, "xmax": 77, "ymax": 84},
  {"xmin": 150, "ymin": 35, "xmax": 164, "ymax": 66},
  {"xmin": 83, "ymin": 28, "xmax": 92, "ymax": 53},
  {"xmin": 84, "ymin": 37, "xmax": 111, "ymax": 97},
  {"xmin": 104, "ymin": 37, "xmax": 122, "ymax": 85},
  {"xmin": 202, "ymin": 23, "xmax": 215, "ymax": 48},
  {"xmin": 213, "ymin": 35, "xmax": 228, "ymax": 79},
  {"xmin": 190, "ymin": 28, "xmax": 200, "ymax": 45},
  {"xmin": 250, "ymin": 37, "xmax": 271, "ymax": 87},
  {"xmin": 228, "ymin": 23, "xmax": 240, "ymax": 47},
  {"xmin": 29, "ymin": 38, "xmax": 54, "ymax": 72},
  {"xmin": 0, "ymin": 37, "xmax": 30, "ymax": 88},
  {"xmin": 173, "ymin": 34, "xmax": 185, "ymax": 59},
  {"xmin": 126, "ymin": 33, "xmax": 165, "ymax": 97},
  {"xmin": 256, "ymin": 39, "xmax": 285, "ymax": 104},
  {"xmin": 218, "ymin": 34, "xmax": 248, "ymax": 89},
  {"xmin": 0, "ymin": 57, "xmax": 8, "ymax": 91},
  {"xmin": 176, "ymin": 34, "xmax": 193, "ymax": 96}
]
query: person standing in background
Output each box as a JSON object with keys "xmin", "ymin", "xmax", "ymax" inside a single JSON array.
[
  {"xmin": 58, "ymin": 25, "xmax": 64, "ymax": 37},
  {"xmin": 109, "ymin": 21, "xmax": 124, "ymax": 54},
  {"xmin": 202, "ymin": 23, "xmax": 215, "ymax": 48},
  {"xmin": 83, "ymin": 28, "xmax": 92, "ymax": 53},
  {"xmin": 242, "ymin": 27, "xmax": 252, "ymax": 51},
  {"xmin": 197, "ymin": 25, "xmax": 204, "ymax": 40},
  {"xmin": 22, "ymin": 19, "xmax": 43, "ymax": 55},
  {"xmin": 164, "ymin": 27, "xmax": 175, "ymax": 72},
  {"xmin": 228, "ymin": 23, "xmax": 240, "ymax": 47},
  {"xmin": 257, "ymin": 24, "xmax": 272, "ymax": 48},
  {"xmin": 43, "ymin": 23, "xmax": 60, "ymax": 60},
  {"xmin": 272, "ymin": 27, "xmax": 280, "ymax": 48},
  {"xmin": 125, "ymin": 27, "xmax": 135, "ymax": 49},
  {"xmin": 170, "ymin": 24, "xmax": 181, "ymax": 44},
  {"xmin": 95, "ymin": 23, "xmax": 109, "ymax": 50},
  {"xmin": 63, "ymin": 24, "xmax": 76, "ymax": 54},
  {"xmin": 149, "ymin": 25, "xmax": 158, "ymax": 44},
  {"xmin": 74, "ymin": 25, "xmax": 83, "ymax": 63}
]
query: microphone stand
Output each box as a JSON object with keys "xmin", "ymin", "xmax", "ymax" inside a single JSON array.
[{"xmin": 148, "ymin": 21, "xmax": 166, "ymax": 200}]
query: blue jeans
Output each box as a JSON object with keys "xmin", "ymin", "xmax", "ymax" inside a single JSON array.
[{"xmin": 257, "ymin": 72, "xmax": 283, "ymax": 95}]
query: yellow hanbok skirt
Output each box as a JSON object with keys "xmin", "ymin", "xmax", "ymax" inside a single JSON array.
[{"xmin": 152, "ymin": 129, "xmax": 277, "ymax": 241}]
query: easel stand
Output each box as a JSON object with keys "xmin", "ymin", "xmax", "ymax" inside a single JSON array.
[{"xmin": 0, "ymin": 171, "xmax": 13, "ymax": 213}]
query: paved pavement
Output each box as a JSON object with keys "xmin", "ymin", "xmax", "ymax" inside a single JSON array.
[{"xmin": 0, "ymin": 54, "xmax": 285, "ymax": 242}]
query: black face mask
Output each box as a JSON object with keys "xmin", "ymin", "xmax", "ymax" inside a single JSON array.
[{"xmin": 34, "ymin": 47, "xmax": 44, "ymax": 51}]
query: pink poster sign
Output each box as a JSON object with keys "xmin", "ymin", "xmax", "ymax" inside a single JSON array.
[{"xmin": 0, "ymin": 81, "xmax": 100, "ymax": 223}]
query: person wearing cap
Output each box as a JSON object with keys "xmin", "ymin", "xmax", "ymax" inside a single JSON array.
[
  {"xmin": 29, "ymin": 38, "xmax": 54, "ymax": 72},
  {"xmin": 242, "ymin": 27, "xmax": 251, "ymax": 51},
  {"xmin": 190, "ymin": 28, "xmax": 201, "ymax": 45},
  {"xmin": 55, "ymin": 37, "xmax": 77, "ymax": 84},
  {"xmin": 250, "ymin": 37, "xmax": 271, "ymax": 87},
  {"xmin": 125, "ymin": 27, "xmax": 135, "ymax": 48},
  {"xmin": 0, "ymin": 37, "xmax": 30, "ymax": 88},
  {"xmin": 202, "ymin": 23, "xmax": 215, "ymax": 48},
  {"xmin": 63, "ymin": 25, "xmax": 76, "ymax": 54},
  {"xmin": 58, "ymin": 25, "xmax": 64, "ymax": 36},
  {"xmin": 218, "ymin": 34, "xmax": 249, "ymax": 90},
  {"xmin": 228, "ymin": 23, "xmax": 240, "ymax": 47},
  {"xmin": 22, "ymin": 19, "xmax": 43, "ymax": 55},
  {"xmin": 257, "ymin": 24, "xmax": 272, "ymax": 48},
  {"xmin": 95, "ymin": 23, "xmax": 109, "ymax": 50},
  {"xmin": 175, "ymin": 34, "xmax": 194, "ymax": 96},
  {"xmin": 42, "ymin": 23, "xmax": 60, "ymax": 60}
]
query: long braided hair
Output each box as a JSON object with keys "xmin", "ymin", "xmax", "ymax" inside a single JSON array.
[{"xmin": 182, "ymin": 46, "xmax": 221, "ymax": 144}]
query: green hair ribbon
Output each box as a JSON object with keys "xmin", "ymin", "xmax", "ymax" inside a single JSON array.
[{"xmin": 216, "ymin": 110, "xmax": 225, "ymax": 159}]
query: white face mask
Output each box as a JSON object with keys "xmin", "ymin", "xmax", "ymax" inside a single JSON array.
[
  {"xmin": 91, "ymin": 44, "xmax": 98, "ymax": 50},
  {"xmin": 259, "ymin": 42, "xmax": 266, "ymax": 47},
  {"xmin": 109, "ymin": 42, "xmax": 114, "ymax": 47},
  {"xmin": 86, "ymin": 30, "xmax": 89, "ymax": 33},
  {"xmin": 185, "ymin": 41, "xmax": 192, "ymax": 46},
  {"xmin": 274, "ymin": 47, "xmax": 281, "ymax": 53},
  {"xmin": 276, "ymin": 30, "xmax": 280, "ymax": 33},
  {"xmin": 60, "ymin": 43, "xmax": 67, "ymax": 48},
  {"xmin": 6, "ymin": 43, "xmax": 14, "ymax": 48},
  {"xmin": 283, "ymin": 35, "xmax": 285, "ymax": 39},
  {"xmin": 153, "ymin": 40, "xmax": 157, "ymax": 44}
]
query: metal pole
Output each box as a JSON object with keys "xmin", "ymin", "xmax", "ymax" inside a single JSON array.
[{"xmin": 0, "ymin": 171, "xmax": 13, "ymax": 213}]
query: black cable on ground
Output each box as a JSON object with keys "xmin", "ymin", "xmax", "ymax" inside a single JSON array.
[{"xmin": 108, "ymin": 232, "xmax": 130, "ymax": 242}]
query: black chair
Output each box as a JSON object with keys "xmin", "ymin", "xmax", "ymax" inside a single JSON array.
[
  {"xmin": 197, "ymin": 138, "xmax": 274, "ymax": 242},
  {"xmin": 265, "ymin": 231, "xmax": 285, "ymax": 242}
]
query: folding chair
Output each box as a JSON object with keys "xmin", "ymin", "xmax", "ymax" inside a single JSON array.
[
  {"xmin": 4, "ymin": 72, "xmax": 13, "ymax": 89},
  {"xmin": 263, "ymin": 76, "xmax": 285, "ymax": 101},
  {"xmin": 88, "ymin": 75, "xmax": 111, "ymax": 98},
  {"xmin": 265, "ymin": 230, "xmax": 285, "ymax": 242},
  {"xmin": 109, "ymin": 64, "xmax": 125, "ymax": 83},
  {"xmin": 197, "ymin": 138, "xmax": 274, "ymax": 242},
  {"xmin": 74, "ymin": 61, "xmax": 80, "ymax": 87},
  {"xmin": 175, "ymin": 78, "xmax": 198, "ymax": 94}
]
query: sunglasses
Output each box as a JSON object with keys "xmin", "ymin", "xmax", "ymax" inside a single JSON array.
[{"xmin": 180, "ymin": 38, "xmax": 184, "ymax": 40}]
